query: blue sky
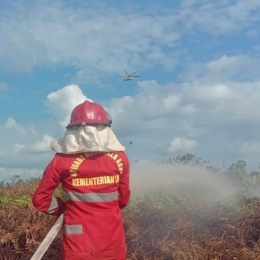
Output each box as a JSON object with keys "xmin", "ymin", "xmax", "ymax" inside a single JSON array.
[{"xmin": 1, "ymin": 0, "xmax": 260, "ymax": 180}]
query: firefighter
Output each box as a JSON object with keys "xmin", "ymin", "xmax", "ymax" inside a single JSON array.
[{"xmin": 32, "ymin": 100, "xmax": 131, "ymax": 260}]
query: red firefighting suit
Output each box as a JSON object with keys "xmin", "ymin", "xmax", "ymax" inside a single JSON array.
[{"xmin": 32, "ymin": 151, "xmax": 130, "ymax": 260}]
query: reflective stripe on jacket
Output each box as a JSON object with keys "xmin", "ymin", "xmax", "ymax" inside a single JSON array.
[{"xmin": 32, "ymin": 151, "xmax": 130, "ymax": 260}]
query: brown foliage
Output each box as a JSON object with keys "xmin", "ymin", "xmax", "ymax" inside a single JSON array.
[
  {"xmin": 1, "ymin": 190, "xmax": 260, "ymax": 259},
  {"xmin": 0, "ymin": 202, "xmax": 61, "ymax": 260},
  {"xmin": 123, "ymin": 194, "xmax": 260, "ymax": 260}
]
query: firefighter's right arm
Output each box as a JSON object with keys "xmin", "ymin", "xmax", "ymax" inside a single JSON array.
[{"xmin": 32, "ymin": 155, "xmax": 66, "ymax": 216}]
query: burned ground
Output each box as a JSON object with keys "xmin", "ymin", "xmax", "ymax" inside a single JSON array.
[
  {"xmin": 1, "ymin": 190, "xmax": 260, "ymax": 259},
  {"xmin": 2, "ymin": 161, "xmax": 260, "ymax": 260}
]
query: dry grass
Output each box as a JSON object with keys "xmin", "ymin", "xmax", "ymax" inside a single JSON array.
[
  {"xmin": 1, "ymin": 181, "xmax": 260, "ymax": 259},
  {"xmin": 124, "ymin": 192, "xmax": 260, "ymax": 260}
]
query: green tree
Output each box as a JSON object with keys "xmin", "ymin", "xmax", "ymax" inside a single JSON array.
[
  {"xmin": 163, "ymin": 153, "xmax": 220, "ymax": 172},
  {"xmin": 226, "ymin": 160, "xmax": 248, "ymax": 187}
]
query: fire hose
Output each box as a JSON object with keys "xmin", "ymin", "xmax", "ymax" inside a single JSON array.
[{"xmin": 30, "ymin": 214, "xmax": 64, "ymax": 260}]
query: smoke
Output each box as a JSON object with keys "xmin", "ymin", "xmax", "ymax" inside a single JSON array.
[{"xmin": 130, "ymin": 161, "xmax": 239, "ymax": 202}]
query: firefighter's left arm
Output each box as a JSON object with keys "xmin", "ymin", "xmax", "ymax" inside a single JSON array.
[
  {"xmin": 118, "ymin": 153, "xmax": 131, "ymax": 209},
  {"xmin": 32, "ymin": 155, "xmax": 66, "ymax": 216}
]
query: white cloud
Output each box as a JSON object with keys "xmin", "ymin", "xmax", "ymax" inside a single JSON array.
[
  {"xmin": 168, "ymin": 137, "xmax": 198, "ymax": 153},
  {"xmin": 0, "ymin": 117, "xmax": 58, "ymax": 170},
  {"xmin": 1, "ymin": 1, "xmax": 259, "ymax": 82},
  {"xmin": 0, "ymin": 2, "xmax": 179, "ymax": 78},
  {"xmin": 179, "ymin": 0, "xmax": 260, "ymax": 34},
  {"xmin": 104, "ymin": 79, "xmax": 260, "ymax": 166},
  {"xmin": 206, "ymin": 55, "xmax": 246, "ymax": 72},
  {"xmin": 4, "ymin": 117, "xmax": 26, "ymax": 134},
  {"xmin": 233, "ymin": 141, "xmax": 260, "ymax": 155},
  {"xmin": 46, "ymin": 84, "xmax": 91, "ymax": 128},
  {"xmin": 1, "ymin": 78, "xmax": 260, "ymax": 177},
  {"xmin": 206, "ymin": 55, "xmax": 260, "ymax": 81},
  {"xmin": 29, "ymin": 134, "xmax": 54, "ymax": 153},
  {"xmin": 183, "ymin": 55, "xmax": 260, "ymax": 82},
  {"xmin": 109, "ymin": 80, "xmax": 260, "ymax": 134},
  {"xmin": 191, "ymin": 83, "xmax": 233, "ymax": 105},
  {"xmin": 182, "ymin": 123, "xmax": 208, "ymax": 138},
  {"xmin": 15, "ymin": 143, "xmax": 25, "ymax": 152},
  {"xmin": 0, "ymin": 85, "xmax": 94, "ymax": 172},
  {"xmin": 0, "ymin": 0, "xmax": 259, "ymax": 176},
  {"xmin": 5, "ymin": 118, "xmax": 17, "ymax": 129},
  {"xmin": 9, "ymin": 80, "xmax": 260, "ymax": 168}
]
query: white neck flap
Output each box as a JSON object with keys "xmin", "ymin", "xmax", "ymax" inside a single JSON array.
[{"xmin": 51, "ymin": 125, "xmax": 125, "ymax": 154}]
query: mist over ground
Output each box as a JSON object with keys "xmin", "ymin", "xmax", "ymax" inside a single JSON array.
[{"xmin": 130, "ymin": 162, "xmax": 240, "ymax": 202}]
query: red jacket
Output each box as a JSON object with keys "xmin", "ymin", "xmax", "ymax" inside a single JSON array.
[{"xmin": 32, "ymin": 151, "xmax": 130, "ymax": 260}]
